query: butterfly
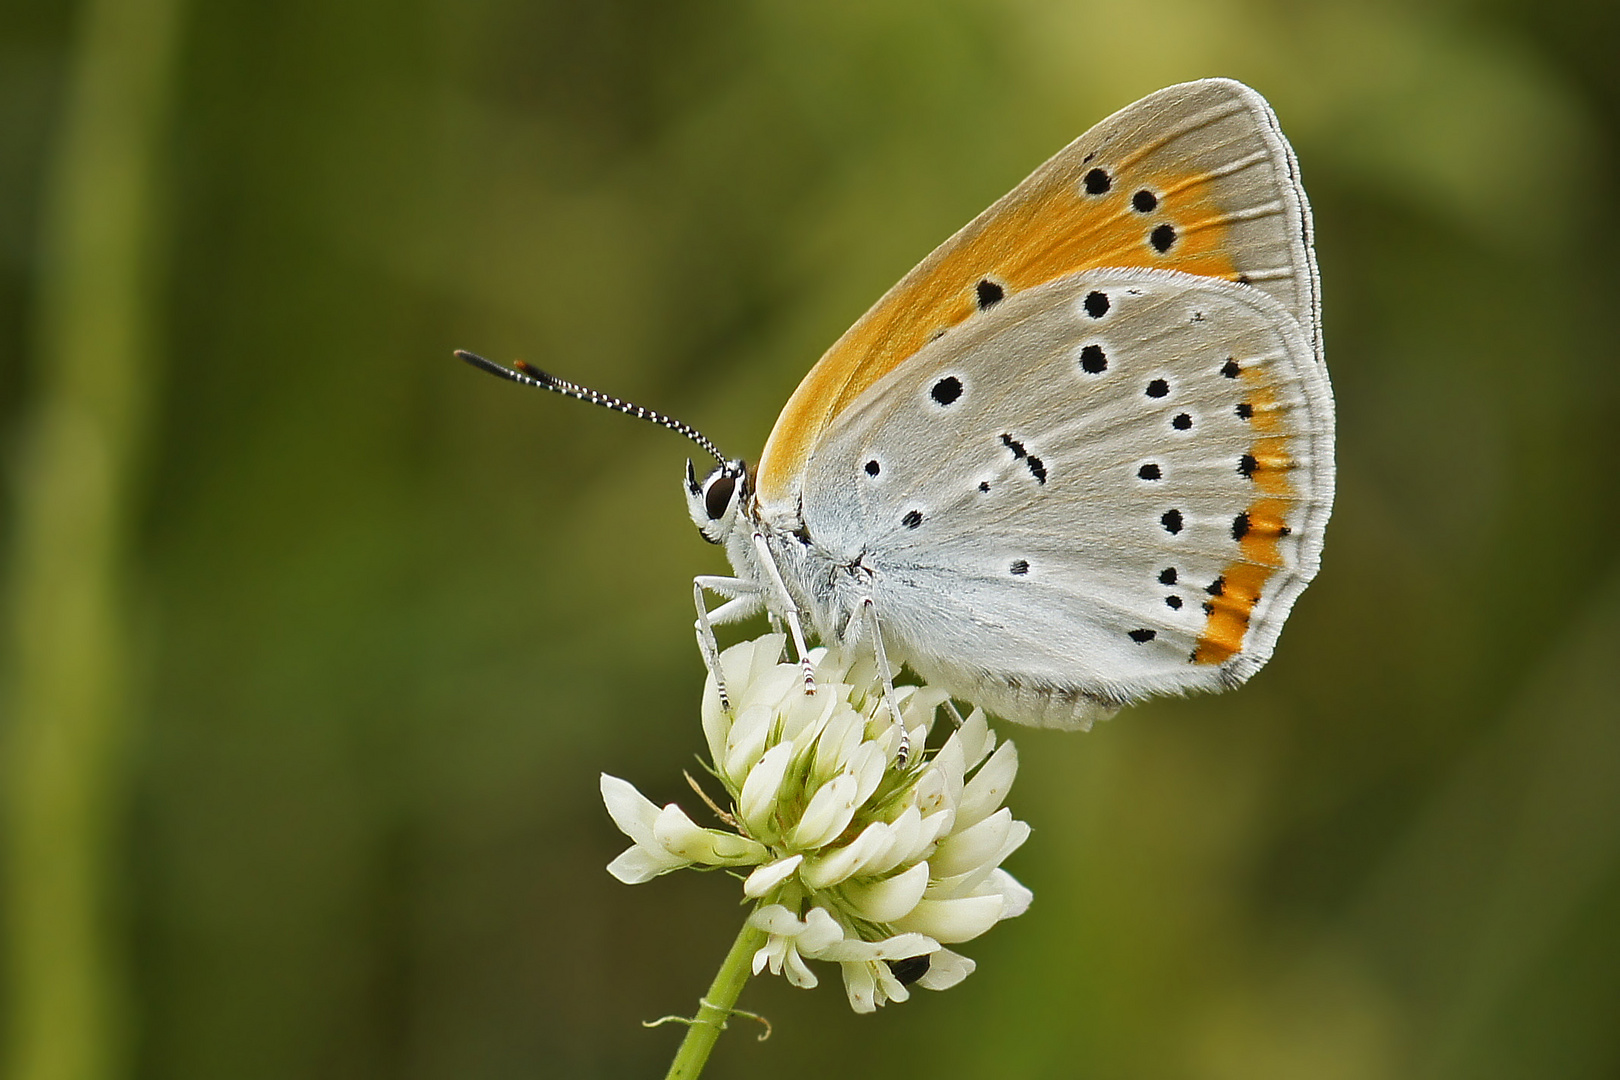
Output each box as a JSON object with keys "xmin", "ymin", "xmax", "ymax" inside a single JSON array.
[{"xmin": 461, "ymin": 77, "xmax": 1333, "ymax": 733}]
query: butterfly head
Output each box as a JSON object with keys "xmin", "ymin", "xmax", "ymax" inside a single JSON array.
[{"xmin": 686, "ymin": 458, "xmax": 751, "ymax": 545}]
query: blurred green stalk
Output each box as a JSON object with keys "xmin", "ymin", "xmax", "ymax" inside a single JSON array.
[
  {"xmin": 664, "ymin": 920, "xmax": 767, "ymax": 1079},
  {"xmin": 3, "ymin": 0, "xmax": 182, "ymax": 1078}
]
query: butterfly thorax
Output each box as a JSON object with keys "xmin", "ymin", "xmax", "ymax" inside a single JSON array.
[{"xmin": 686, "ymin": 457, "xmax": 876, "ymax": 648}]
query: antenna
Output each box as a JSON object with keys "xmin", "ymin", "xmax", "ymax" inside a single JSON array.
[{"xmin": 455, "ymin": 350, "xmax": 728, "ymax": 466}]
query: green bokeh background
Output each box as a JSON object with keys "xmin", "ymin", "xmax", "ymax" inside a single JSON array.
[{"xmin": 4, "ymin": 2, "xmax": 1619, "ymax": 1078}]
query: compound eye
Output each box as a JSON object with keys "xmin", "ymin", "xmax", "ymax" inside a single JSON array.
[{"xmin": 703, "ymin": 471, "xmax": 736, "ymax": 521}]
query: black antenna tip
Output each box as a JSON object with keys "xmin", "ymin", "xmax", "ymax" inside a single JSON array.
[
  {"xmin": 455, "ymin": 349, "xmax": 554, "ymax": 388},
  {"xmin": 455, "ymin": 348, "xmax": 499, "ymax": 375}
]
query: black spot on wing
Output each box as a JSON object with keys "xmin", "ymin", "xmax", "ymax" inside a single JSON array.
[
  {"xmin": 975, "ymin": 279, "xmax": 1004, "ymax": 310},
  {"xmin": 931, "ymin": 376, "xmax": 963, "ymax": 405},
  {"xmin": 1000, "ymin": 433, "xmax": 1045, "ymax": 484},
  {"xmin": 1082, "ymin": 167, "xmax": 1111, "ymax": 194}
]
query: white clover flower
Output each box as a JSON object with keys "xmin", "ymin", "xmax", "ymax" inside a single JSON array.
[{"xmin": 601, "ymin": 633, "xmax": 1032, "ymax": 1013}]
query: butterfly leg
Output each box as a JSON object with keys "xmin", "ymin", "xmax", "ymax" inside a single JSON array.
[
  {"xmin": 860, "ymin": 597, "xmax": 910, "ymax": 768},
  {"xmin": 692, "ymin": 579, "xmax": 731, "ymax": 713},
  {"xmin": 750, "ymin": 531, "xmax": 816, "ymax": 694},
  {"xmin": 693, "ymin": 574, "xmax": 768, "ymax": 711},
  {"xmin": 693, "ymin": 574, "xmax": 765, "ymax": 625}
]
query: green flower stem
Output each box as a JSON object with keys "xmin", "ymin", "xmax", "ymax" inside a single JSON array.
[{"xmin": 664, "ymin": 918, "xmax": 768, "ymax": 1079}]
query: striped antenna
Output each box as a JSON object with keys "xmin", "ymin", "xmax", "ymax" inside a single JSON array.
[{"xmin": 455, "ymin": 350, "xmax": 727, "ymax": 466}]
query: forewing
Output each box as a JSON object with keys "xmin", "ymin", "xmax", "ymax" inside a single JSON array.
[
  {"xmin": 799, "ymin": 268, "xmax": 1333, "ymax": 725},
  {"xmin": 758, "ymin": 78, "xmax": 1319, "ymax": 507}
]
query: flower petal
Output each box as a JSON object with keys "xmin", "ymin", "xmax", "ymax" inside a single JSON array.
[
  {"xmin": 840, "ymin": 959, "xmax": 878, "ymax": 1014},
  {"xmin": 722, "ymin": 704, "xmax": 776, "ymax": 787},
  {"xmin": 899, "ymin": 685, "xmax": 949, "ymax": 740},
  {"xmin": 779, "ymin": 681, "xmax": 838, "ymax": 747},
  {"xmin": 800, "ymin": 818, "xmax": 892, "ymax": 890},
  {"xmin": 783, "ymin": 947, "xmax": 818, "ymax": 988},
  {"xmin": 722, "ymin": 633, "xmax": 786, "ymax": 698},
  {"xmin": 988, "ymin": 868, "xmax": 1034, "ymax": 920},
  {"xmin": 956, "ymin": 739, "xmax": 1018, "ymax": 831},
  {"xmin": 797, "ymin": 906, "xmax": 845, "ymax": 954},
  {"xmin": 813, "ymin": 932, "xmax": 935, "ymax": 968},
  {"xmin": 599, "ymin": 774, "xmax": 661, "ymax": 847},
  {"xmin": 957, "ymin": 708, "xmax": 995, "ymax": 769},
  {"xmin": 872, "ymin": 960, "xmax": 911, "ymax": 1007},
  {"xmin": 747, "ymin": 904, "xmax": 807, "ymax": 936},
  {"xmin": 915, "ymin": 948, "xmax": 976, "ymax": 991},
  {"xmin": 737, "ymin": 742, "xmax": 793, "ymax": 834},
  {"xmin": 913, "ymin": 757, "xmax": 958, "ymax": 822},
  {"xmin": 791, "ymin": 772, "xmax": 861, "ymax": 849},
  {"xmin": 648, "ymin": 802, "xmax": 705, "ymax": 851},
  {"xmin": 860, "ymin": 932, "xmax": 939, "ymax": 962},
  {"xmin": 742, "ymin": 854, "xmax": 803, "ymax": 898},
  {"xmin": 752, "ymin": 937, "xmax": 785, "ymax": 976},
  {"xmin": 931, "ymin": 807, "xmax": 1013, "ymax": 878},
  {"xmin": 841, "ymin": 861, "xmax": 930, "ymax": 924},
  {"xmin": 606, "ymin": 846, "xmax": 688, "ymax": 884},
  {"xmin": 812, "ymin": 711, "xmax": 865, "ymax": 784},
  {"xmin": 846, "ymin": 740, "xmax": 888, "ymax": 807},
  {"xmin": 861, "ymin": 807, "xmax": 950, "ymax": 877},
  {"xmin": 890, "ymin": 894, "xmax": 1005, "ymax": 943},
  {"xmin": 928, "ymin": 819, "xmax": 1031, "ymax": 898}
]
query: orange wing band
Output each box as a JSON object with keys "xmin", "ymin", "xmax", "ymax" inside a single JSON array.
[
  {"xmin": 756, "ymin": 164, "xmax": 1240, "ymax": 505},
  {"xmin": 1191, "ymin": 380, "xmax": 1299, "ymax": 664}
]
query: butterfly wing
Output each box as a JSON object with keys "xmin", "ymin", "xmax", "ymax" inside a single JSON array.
[
  {"xmin": 757, "ymin": 77, "xmax": 1319, "ymax": 511},
  {"xmin": 796, "ymin": 267, "xmax": 1333, "ymax": 729}
]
